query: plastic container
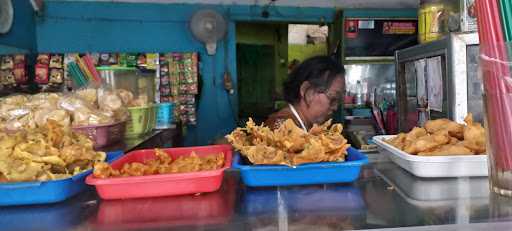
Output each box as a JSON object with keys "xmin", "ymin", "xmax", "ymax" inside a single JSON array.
[
  {"xmin": 373, "ymin": 135, "xmax": 488, "ymax": 177},
  {"xmin": 125, "ymin": 105, "xmax": 156, "ymax": 138},
  {"xmin": 72, "ymin": 121, "xmax": 126, "ymax": 149},
  {"xmin": 99, "ymin": 68, "xmax": 156, "ymax": 105},
  {"xmin": 418, "ymin": 0, "xmax": 453, "ymax": 43},
  {"xmin": 0, "ymin": 151, "xmax": 124, "ymax": 206},
  {"xmin": 355, "ymin": 80, "xmax": 364, "ymax": 105},
  {"xmin": 232, "ymin": 147, "xmax": 368, "ymax": 187},
  {"xmin": 86, "ymin": 145, "xmax": 233, "ymax": 200},
  {"xmin": 155, "ymin": 102, "xmax": 174, "ymax": 129}
]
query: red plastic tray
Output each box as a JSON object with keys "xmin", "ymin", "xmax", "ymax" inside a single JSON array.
[{"xmin": 86, "ymin": 145, "xmax": 232, "ymax": 200}]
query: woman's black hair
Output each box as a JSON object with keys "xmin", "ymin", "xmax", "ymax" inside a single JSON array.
[{"xmin": 283, "ymin": 56, "xmax": 345, "ymax": 104}]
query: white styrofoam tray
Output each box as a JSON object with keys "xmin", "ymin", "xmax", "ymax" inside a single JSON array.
[{"xmin": 373, "ymin": 135, "xmax": 488, "ymax": 178}]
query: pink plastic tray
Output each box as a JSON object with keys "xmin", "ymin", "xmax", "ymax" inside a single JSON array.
[
  {"xmin": 72, "ymin": 121, "xmax": 126, "ymax": 149},
  {"xmin": 86, "ymin": 145, "xmax": 232, "ymax": 200}
]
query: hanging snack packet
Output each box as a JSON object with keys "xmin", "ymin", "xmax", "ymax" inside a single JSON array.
[
  {"xmin": 187, "ymin": 84, "xmax": 198, "ymax": 95},
  {"xmin": 191, "ymin": 53, "xmax": 198, "ymax": 73},
  {"xmin": 118, "ymin": 53, "xmax": 128, "ymax": 67},
  {"xmin": 137, "ymin": 53, "xmax": 147, "ymax": 68},
  {"xmin": 1, "ymin": 70, "xmax": 14, "ymax": 86},
  {"xmin": 1, "ymin": 55, "xmax": 14, "ymax": 70},
  {"xmin": 49, "ymin": 54, "xmax": 63, "ymax": 68},
  {"xmin": 126, "ymin": 53, "xmax": 137, "ymax": 67},
  {"xmin": 37, "ymin": 54, "xmax": 50, "ymax": 65},
  {"xmin": 49, "ymin": 68, "xmax": 64, "ymax": 84},
  {"xmin": 13, "ymin": 67, "xmax": 27, "ymax": 85},
  {"xmin": 108, "ymin": 53, "xmax": 118, "ymax": 65},
  {"xmin": 99, "ymin": 53, "xmax": 111, "ymax": 66},
  {"xmin": 35, "ymin": 64, "xmax": 49, "ymax": 84},
  {"xmin": 160, "ymin": 75, "xmax": 170, "ymax": 86}
]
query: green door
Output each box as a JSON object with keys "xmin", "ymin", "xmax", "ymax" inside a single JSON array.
[{"xmin": 237, "ymin": 44, "xmax": 276, "ymax": 124}]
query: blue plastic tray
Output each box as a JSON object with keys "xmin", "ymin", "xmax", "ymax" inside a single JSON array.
[
  {"xmin": 232, "ymin": 147, "xmax": 368, "ymax": 187},
  {"xmin": 0, "ymin": 150, "xmax": 123, "ymax": 206}
]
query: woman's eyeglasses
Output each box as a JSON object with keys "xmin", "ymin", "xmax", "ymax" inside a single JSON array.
[{"xmin": 321, "ymin": 91, "xmax": 345, "ymax": 106}]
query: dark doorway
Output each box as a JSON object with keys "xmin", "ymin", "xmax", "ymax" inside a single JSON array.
[{"xmin": 237, "ymin": 44, "xmax": 276, "ymax": 124}]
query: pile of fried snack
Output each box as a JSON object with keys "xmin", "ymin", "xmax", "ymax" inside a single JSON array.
[
  {"xmin": 0, "ymin": 88, "xmax": 150, "ymax": 132},
  {"xmin": 386, "ymin": 113, "xmax": 486, "ymax": 156},
  {"xmin": 0, "ymin": 120, "xmax": 106, "ymax": 182},
  {"xmin": 226, "ymin": 118, "xmax": 350, "ymax": 166},
  {"xmin": 93, "ymin": 149, "xmax": 224, "ymax": 178}
]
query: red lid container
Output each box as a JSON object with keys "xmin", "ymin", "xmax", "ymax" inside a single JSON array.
[{"xmin": 86, "ymin": 145, "xmax": 232, "ymax": 200}]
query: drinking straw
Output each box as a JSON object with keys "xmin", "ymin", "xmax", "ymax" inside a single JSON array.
[
  {"xmin": 476, "ymin": 0, "xmax": 512, "ymax": 170},
  {"xmin": 83, "ymin": 54, "xmax": 102, "ymax": 83},
  {"xmin": 70, "ymin": 63, "xmax": 86, "ymax": 88},
  {"xmin": 75, "ymin": 55, "xmax": 94, "ymax": 82},
  {"xmin": 69, "ymin": 62, "xmax": 88, "ymax": 87},
  {"xmin": 499, "ymin": 0, "xmax": 512, "ymax": 42},
  {"xmin": 482, "ymin": 0, "xmax": 512, "ymax": 169},
  {"xmin": 67, "ymin": 66, "xmax": 83, "ymax": 88}
]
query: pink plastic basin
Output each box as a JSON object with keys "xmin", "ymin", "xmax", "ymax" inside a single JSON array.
[{"xmin": 72, "ymin": 121, "xmax": 126, "ymax": 149}]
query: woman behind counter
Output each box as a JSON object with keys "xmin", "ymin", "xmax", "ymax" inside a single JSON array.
[{"xmin": 265, "ymin": 56, "xmax": 345, "ymax": 131}]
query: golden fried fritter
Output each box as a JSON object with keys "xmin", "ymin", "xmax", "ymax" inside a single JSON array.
[
  {"xmin": 387, "ymin": 114, "xmax": 485, "ymax": 156},
  {"xmin": 461, "ymin": 113, "xmax": 486, "ymax": 154},
  {"xmin": 92, "ymin": 149, "xmax": 225, "ymax": 178},
  {"xmin": 227, "ymin": 118, "xmax": 350, "ymax": 166},
  {"xmin": 418, "ymin": 142, "xmax": 474, "ymax": 156},
  {"xmin": 403, "ymin": 133, "xmax": 451, "ymax": 154},
  {"xmin": 424, "ymin": 118, "xmax": 465, "ymax": 140},
  {"xmin": 0, "ymin": 120, "xmax": 105, "ymax": 182}
]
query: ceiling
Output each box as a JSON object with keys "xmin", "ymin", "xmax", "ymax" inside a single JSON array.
[{"xmin": 64, "ymin": 0, "xmax": 420, "ymax": 9}]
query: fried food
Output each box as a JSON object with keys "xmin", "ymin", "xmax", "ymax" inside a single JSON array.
[
  {"xmin": 403, "ymin": 132, "xmax": 450, "ymax": 154},
  {"xmin": 0, "ymin": 120, "xmax": 106, "ymax": 182},
  {"xmin": 226, "ymin": 118, "xmax": 350, "ymax": 166},
  {"xmin": 461, "ymin": 113, "xmax": 486, "ymax": 154},
  {"xmin": 93, "ymin": 149, "xmax": 224, "ymax": 178},
  {"xmin": 418, "ymin": 142, "xmax": 474, "ymax": 156},
  {"xmin": 424, "ymin": 118, "xmax": 464, "ymax": 140},
  {"xmin": 386, "ymin": 127, "xmax": 428, "ymax": 151},
  {"xmin": 386, "ymin": 114, "xmax": 486, "ymax": 156}
]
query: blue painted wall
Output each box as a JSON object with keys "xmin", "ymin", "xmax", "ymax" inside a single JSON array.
[
  {"xmin": 31, "ymin": 1, "xmax": 335, "ymax": 145},
  {"xmin": 0, "ymin": 0, "xmax": 36, "ymax": 54}
]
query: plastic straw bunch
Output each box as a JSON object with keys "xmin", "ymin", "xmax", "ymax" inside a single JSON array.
[
  {"xmin": 475, "ymin": 0, "xmax": 512, "ymax": 170},
  {"xmin": 68, "ymin": 54, "xmax": 102, "ymax": 88}
]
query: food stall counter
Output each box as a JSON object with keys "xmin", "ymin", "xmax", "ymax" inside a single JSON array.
[{"xmin": 3, "ymin": 154, "xmax": 512, "ymax": 231}]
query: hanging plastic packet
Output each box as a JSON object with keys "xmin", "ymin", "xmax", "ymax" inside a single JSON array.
[
  {"xmin": 35, "ymin": 54, "xmax": 50, "ymax": 84},
  {"xmin": 146, "ymin": 53, "xmax": 158, "ymax": 70},
  {"xmin": 109, "ymin": 53, "xmax": 118, "ymax": 65},
  {"xmin": 118, "ymin": 53, "xmax": 128, "ymax": 67},
  {"xmin": 49, "ymin": 54, "xmax": 63, "ymax": 68},
  {"xmin": 13, "ymin": 55, "xmax": 27, "ymax": 85},
  {"xmin": 137, "ymin": 53, "xmax": 146, "ymax": 68},
  {"xmin": 126, "ymin": 53, "xmax": 137, "ymax": 67},
  {"xmin": 48, "ymin": 54, "xmax": 65, "ymax": 85},
  {"xmin": 1, "ymin": 55, "xmax": 14, "ymax": 70},
  {"xmin": 99, "ymin": 53, "xmax": 111, "ymax": 66},
  {"xmin": 49, "ymin": 68, "xmax": 64, "ymax": 84}
]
